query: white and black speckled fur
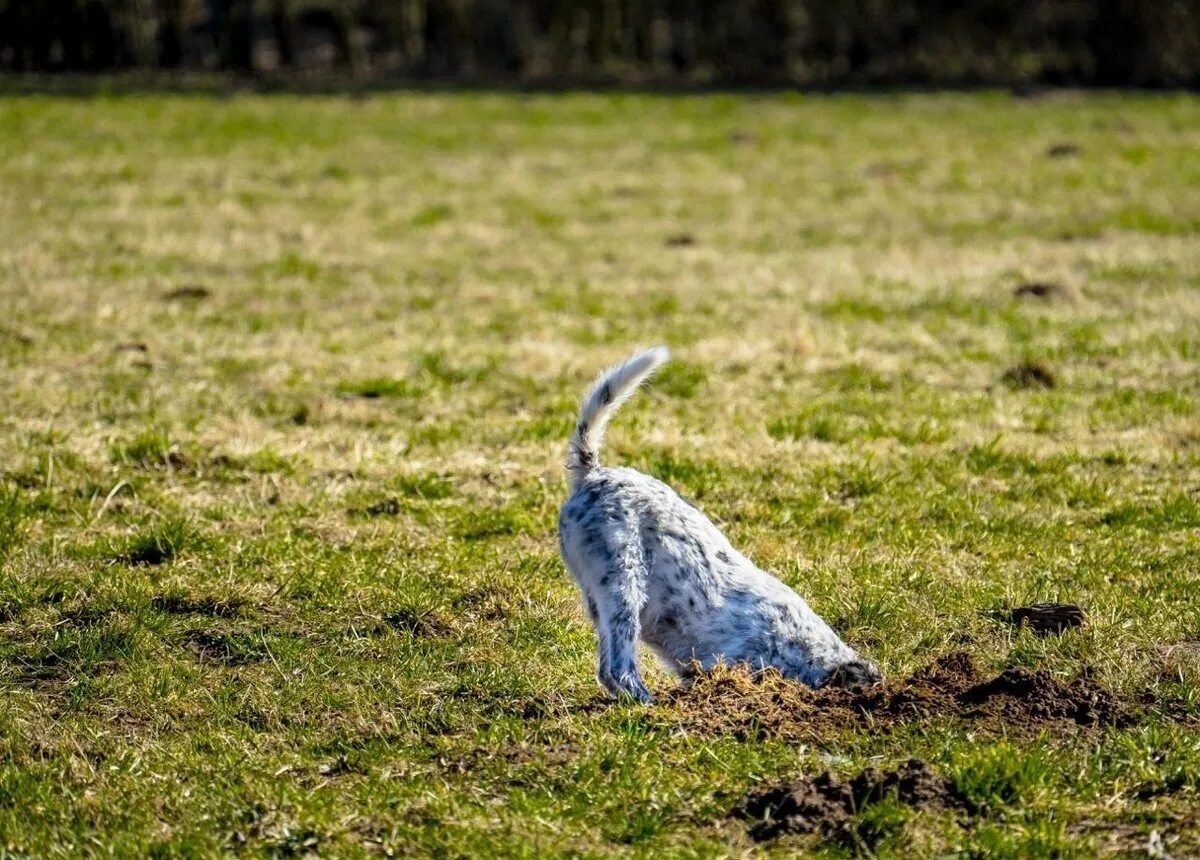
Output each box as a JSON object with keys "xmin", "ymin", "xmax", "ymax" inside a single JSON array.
[{"xmin": 557, "ymin": 346, "xmax": 881, "ymax": 703}]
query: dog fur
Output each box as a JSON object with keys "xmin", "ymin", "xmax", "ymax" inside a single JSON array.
[{"xmin": 557, "ymin": 346, "xmax": 881, "ymax": 702}]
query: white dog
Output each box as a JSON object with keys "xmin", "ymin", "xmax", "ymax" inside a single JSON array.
[{"xmin": 557, "ymin": 346, "xmax": 881, "ymax": 702}]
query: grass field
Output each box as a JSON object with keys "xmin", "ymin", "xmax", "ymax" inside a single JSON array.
[{"xmin": 2, "ymin": 87, "xmax": 1200, "ymax": 857}]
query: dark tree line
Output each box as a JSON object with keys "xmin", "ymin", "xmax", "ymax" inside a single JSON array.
[{"xmin": 1, "ymin": 0, "xmax": 1197, "ymax": 86}]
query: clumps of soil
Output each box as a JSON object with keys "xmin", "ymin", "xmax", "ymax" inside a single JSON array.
[
  {"xmin": 665, "ymin": 233, "xmax": 697, "ymax": 247},
  {"xmin": 1013, "ymin": 281, "xmax": 1072, "ymax": 300},
  {"xmin": 163, "ymin": 284, "xmax": 210, "ymax": 301},
  {"xmin": 382, "ymin": 607, "xmax": 452, "ymax": 637},
  {"xmin": 1001, "ymin": 602, "xmax": 1085, "ymax": 635},
  {"xmin": 1001, "ymin": 360, "xmax": 1056, "ymax": 389},
  {"xmin": 655, "ymin": 652, "xmax": 1129, "ymax": 740},
  {"xmin": 1046, "ymin": 142, "xmax": 1081, "ymax": 158},
  {"xmin": 733, "ymin": 758, "xmax": 975, "ymax": 842},
  {"xmin": 960, "ymin": 666, "xmax": 1127, "ymax": 727}
]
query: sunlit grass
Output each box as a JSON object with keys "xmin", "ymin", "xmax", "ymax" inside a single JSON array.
[{"xmin": 1, "ymin": 88, "xmax": 1199, "ymax": 857}]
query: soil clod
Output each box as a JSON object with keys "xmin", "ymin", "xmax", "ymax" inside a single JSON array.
[
  {"xmin": 1013, "ymin": 281, "xmax": 1070, "ymax": 300},
  {"xmin": 734, "ymin": 758, "xmax": 975, "ymax": 842},
  {"xmin": 164, "ymin": 284, "xmax": 210, "ymax": 301},
  {"xmin": 1046, "ymin": 142, "xmax": 1080, "ymax": 157},
  {"xmin": 665, "ymin": 233, "xmax": 696, "ymax": 247},
  {"xmin": 1001, "ymin": 360, "xmax": 1056, "ymax": 389},
  {"xmin": 1004, "ymin": 602, "xmax": 1085, "ymax": 635}
]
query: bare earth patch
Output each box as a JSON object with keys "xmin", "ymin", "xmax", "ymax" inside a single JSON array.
[{"xmin": 732, "ymin": 758, "xmax": 975, "ymax": 842}]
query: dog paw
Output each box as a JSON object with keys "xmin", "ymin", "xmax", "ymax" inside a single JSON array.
[
  {"xmin": 619, "ymin": 686, "xmax": 655, "ymax": 704},
  {"xmin": 601, "ymin": 672, "xmax": 655, "ymax": 703}
]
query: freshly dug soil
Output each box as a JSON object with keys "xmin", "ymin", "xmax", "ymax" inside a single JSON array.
[
  {"xmin": 733, "ymin": 758, "xmax": 976, "ymax": 842},
  {"xmin": 655, "ymin": 652, "xmax": 1131, "ymax": 740},
  {"xmin": 959, "ymin": 666, "xmax": 1125, "ymax": 726},
  {"xmin": 1004, "ymin": 602, "xmax": 1085, "ymax": 635}
]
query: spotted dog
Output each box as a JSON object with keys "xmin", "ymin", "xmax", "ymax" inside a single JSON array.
[{"xmin": 557, "ymin": 346, "xmax": 881, "ymax": 702}]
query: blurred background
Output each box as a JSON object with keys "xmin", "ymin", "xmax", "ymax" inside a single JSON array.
[{"xmin": 2, "ymin": 0, "xmax": 1198, "ymax": 87}]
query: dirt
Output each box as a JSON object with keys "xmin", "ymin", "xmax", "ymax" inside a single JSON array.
[
  {"xmin": 1001, "ymin": 360, "xmax": 1056, "ymax": 389},
  {"xmin": 1003, "ymin": 602, "xmax": 1085, "ymax": 635},
  {"xmin": 1013, "ymin": 281, "xmax": 1072, "ymax": 300},
  {"xmin": 163, "ymin": 284, "xmax": 210, "ymax": 301},
  {"xmin": 655, "ymin": 652, "xmax": 1131, "ymax": 740},
  {"xmin": 665, "ymin": 233, "xmax": 696, "ymax": 247},
  {"xmin": 382, "ymin": 607, "xmax": 452, "ymax": 637},
  {"xmin": 1046, "ymin": 141, "xmax": 1081, "ymax": 157},
  {"xmin": 733, "ymin": 758, "xmax": 976, "ymax": 842},
  {"xmin": 960, "ymin": 666, "xmax": 1126, "ymax": 726}
]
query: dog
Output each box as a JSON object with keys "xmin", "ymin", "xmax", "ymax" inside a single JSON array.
[{"xmin": 557, "ymin": 346, "xmax": 881, "ymax": 702}]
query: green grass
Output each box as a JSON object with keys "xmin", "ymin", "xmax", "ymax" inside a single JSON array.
[{"xmin": 2, "ymin": 87, "xmax": 1200, "ymax": 857}]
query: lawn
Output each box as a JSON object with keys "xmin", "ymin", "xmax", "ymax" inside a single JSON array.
[{"xmin": 1, "ymin": 86, "xmax": 1199, "ymax": 857}]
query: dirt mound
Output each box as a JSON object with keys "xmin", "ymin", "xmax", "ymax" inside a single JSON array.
[
  {"xmin": 1001, "ymin": 360, "xmax": 1056, "ymax": 389},
  {"xmin": 733, "ymin": 758, "xmax": 975, "ymax": 842},
  {"xmin": 655, "ymin": 653, "xmax": 1129, "ymax": 739},
  {"xmin": 959, "ymin": 666, "xmax": 1128, "ymax": 727}
]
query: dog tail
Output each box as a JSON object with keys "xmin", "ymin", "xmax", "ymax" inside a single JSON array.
[{"xmin": 567, "ymin": 346, "xmax": 669, "ymax": 487}]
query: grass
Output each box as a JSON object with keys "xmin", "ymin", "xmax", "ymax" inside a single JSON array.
[{"xmin": 1, "ymin": 86, "xmax": 1199, "ymax": 857}]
